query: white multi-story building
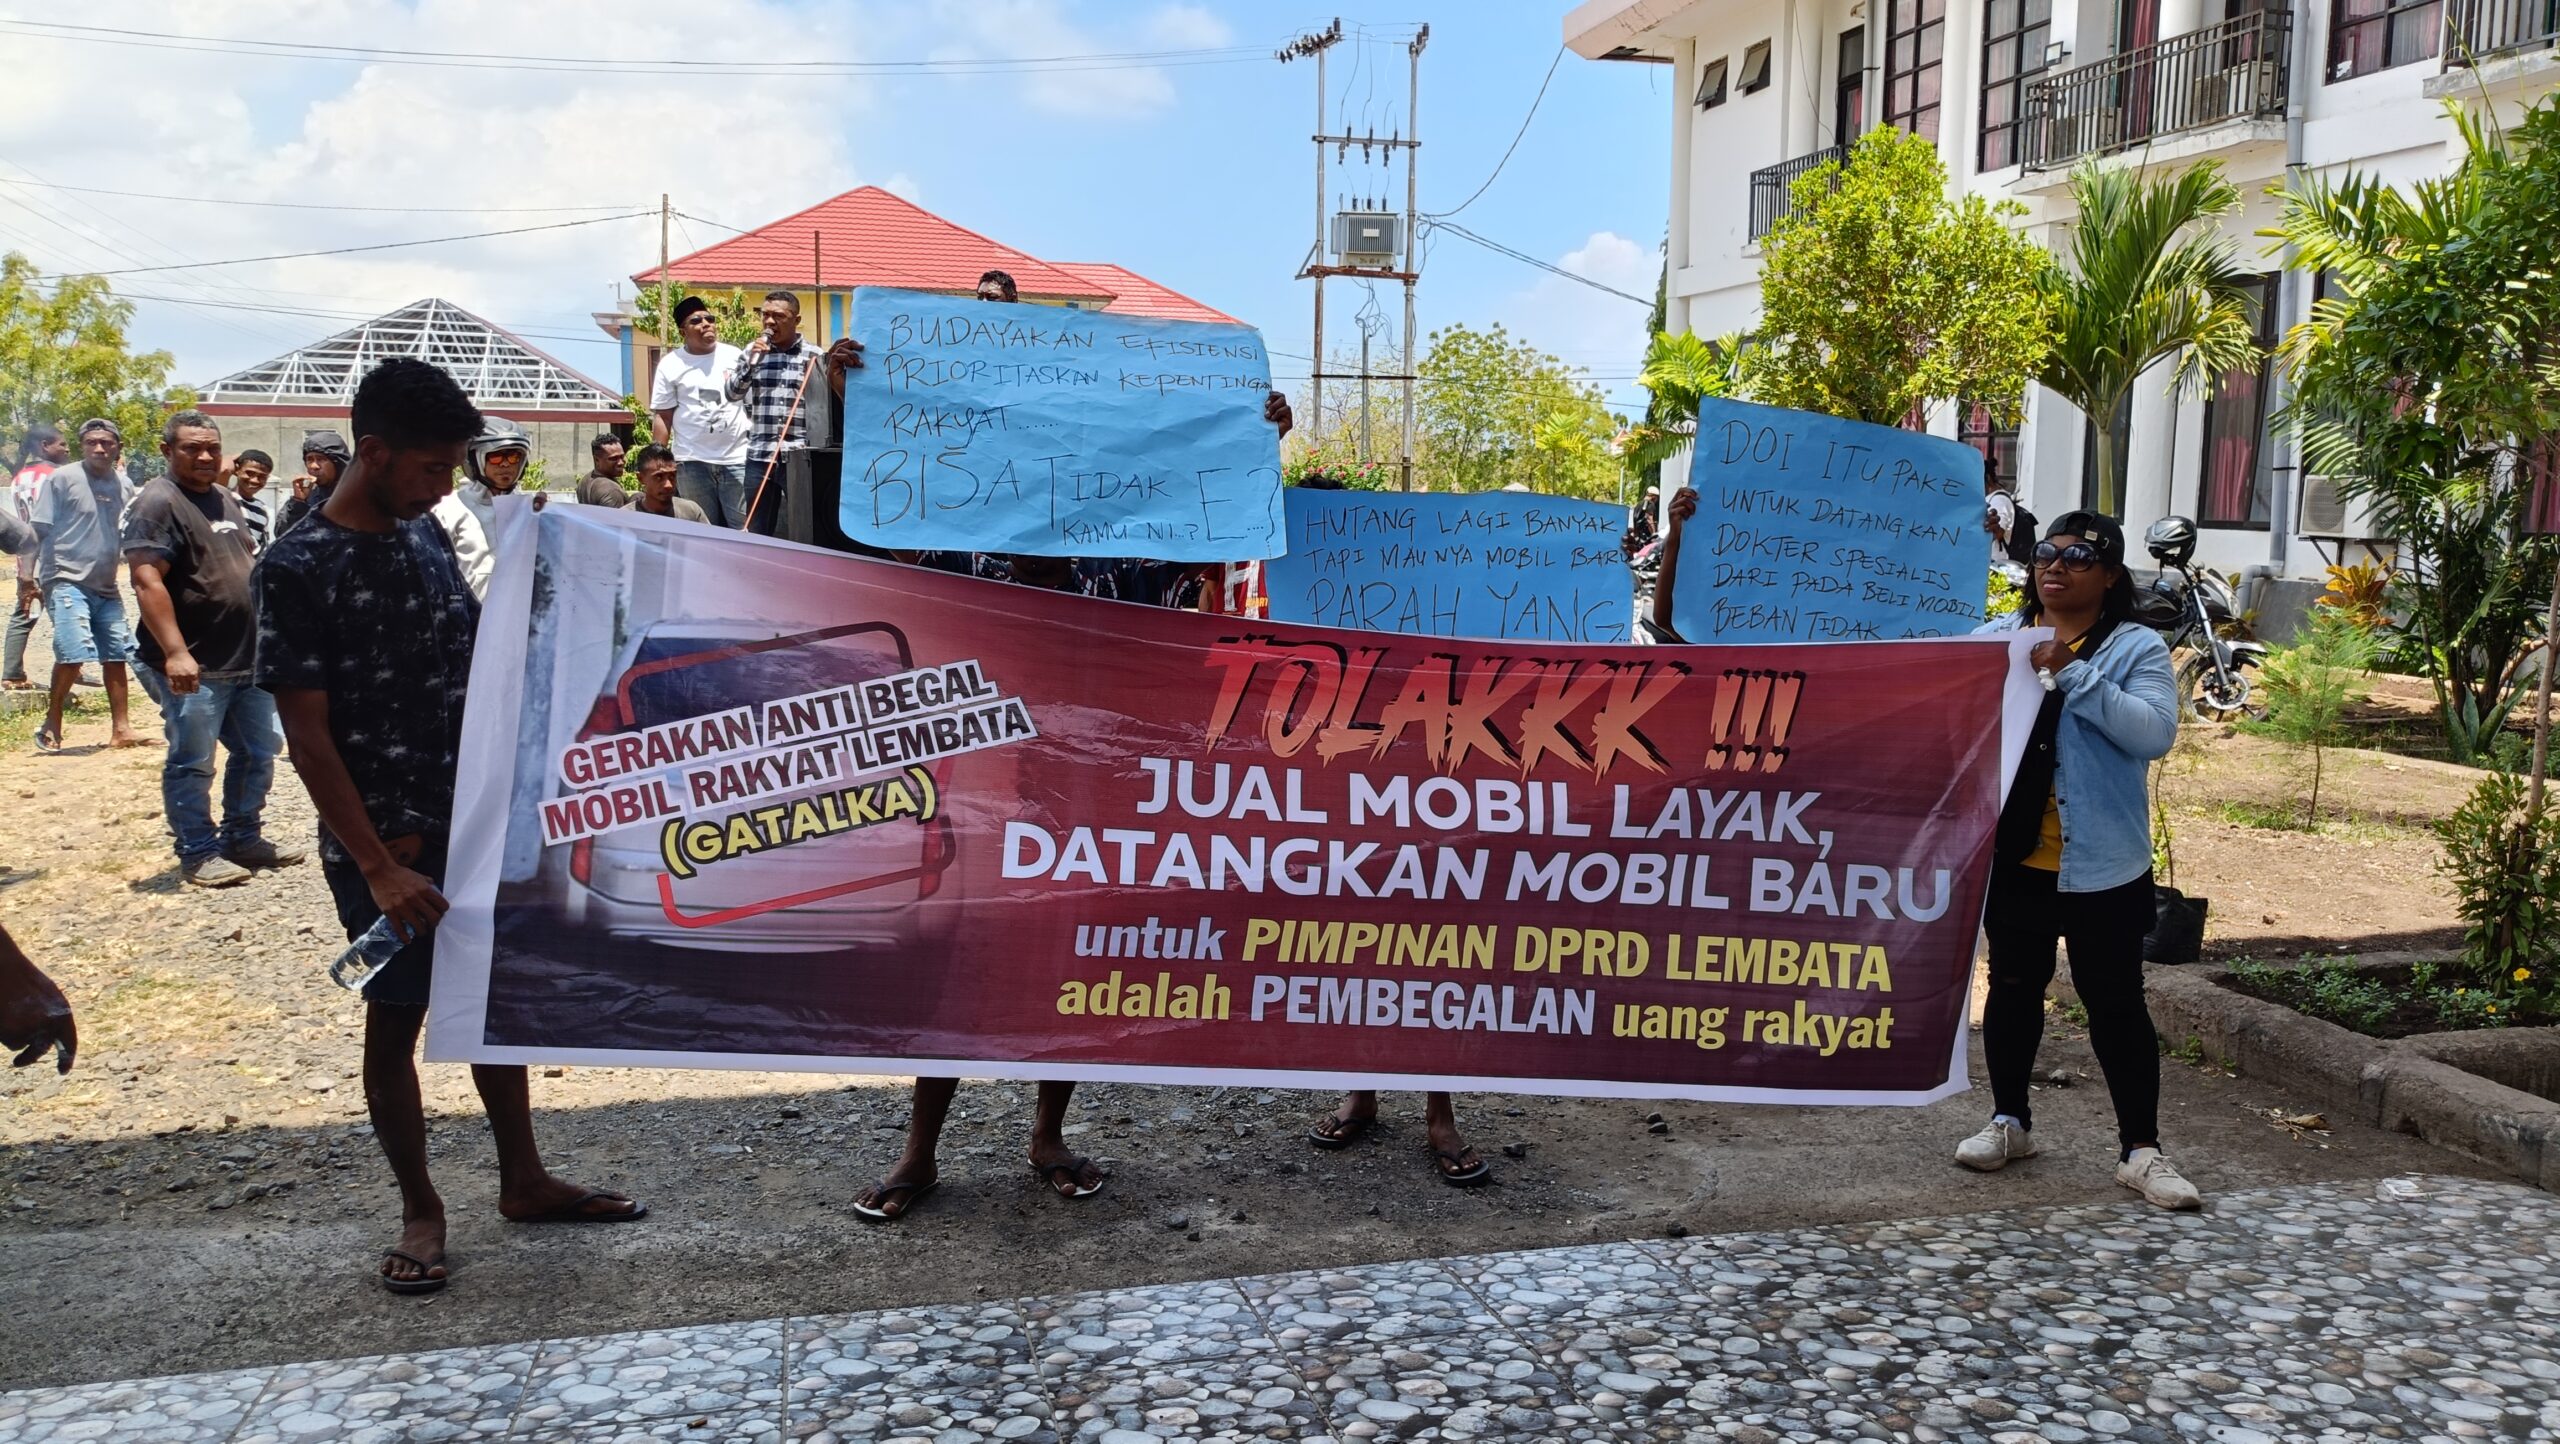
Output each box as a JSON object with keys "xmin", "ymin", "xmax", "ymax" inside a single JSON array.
[{"xmin": 1568, "ymin": 0, "xmax": 2557, "ymax": 612}]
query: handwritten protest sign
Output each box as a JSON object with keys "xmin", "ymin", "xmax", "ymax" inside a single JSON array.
[
  {"xmin": 430, "ymin": 503, "xmax": 2045, "ymax": 1106},
  {"xmin": 1669, "ymin": 397, "xmax": 1986, "ymax": 643},
  {"xmin": 836, "ymin": 287, "xmax": 1284, "ymax": 561},
  {"xmin": 1264, "ymin": 488, "xmax": 1633, "ymax": 644}
]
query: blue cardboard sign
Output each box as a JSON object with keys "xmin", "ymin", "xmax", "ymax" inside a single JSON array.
[
  {"xmin": 1670, "ymin": 397, "xmax": 1986, "ymax": 643},
  {"xmin": 1265, "ymin": 488, "xmax": 1634, "ymax": 643},
  {"xmin": 837, "ymin": 287, "xmax": 1284, "ymax": 560}
]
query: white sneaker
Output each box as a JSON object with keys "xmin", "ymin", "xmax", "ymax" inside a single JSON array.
[
  {"xmin": 2116, "ymin": 1148, "xmax": 2202, "ymax": 1210},
  {"xmin": 1955, "ymin": 1118, "xmax": 2036, "ymax": 1172}
]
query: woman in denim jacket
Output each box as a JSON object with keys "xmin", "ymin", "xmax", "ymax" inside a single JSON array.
[{"xmin": 1958, "ymin": 511, "xmax": 2201, "ymax": 1210}]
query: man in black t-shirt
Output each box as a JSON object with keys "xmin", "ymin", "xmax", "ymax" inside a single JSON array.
[
  {"xmin": 124, "ymin": 411, "xmax": 301, "ymax": 888},
  {"xmin": 257, "ymin": 358, "xmax": 645, "ymax": 1296}
]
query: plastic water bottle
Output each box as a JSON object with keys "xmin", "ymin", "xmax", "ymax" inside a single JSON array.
[{"xmin": 329, "ymin": 915, "xmax": 409, "ymax": 994}]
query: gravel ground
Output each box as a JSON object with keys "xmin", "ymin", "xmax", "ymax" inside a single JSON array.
[{"xmin": 0, "ymin": 695, "xmax": 2500, "ymax": 1391}]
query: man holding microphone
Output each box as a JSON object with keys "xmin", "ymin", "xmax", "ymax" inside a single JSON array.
[{"xmin": 724, "ymin": 290, "xmax": 825, "ymax": 537}]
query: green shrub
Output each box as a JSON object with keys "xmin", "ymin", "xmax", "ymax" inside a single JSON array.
[{"xmin": 2436, "ymin": 770, "xmax": 2560, "ymax": 997}]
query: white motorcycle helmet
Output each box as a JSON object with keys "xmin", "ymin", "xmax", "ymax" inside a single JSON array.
[{"xmin": 466, "ymin": 419, "xmax": 533, "ymax": 488}]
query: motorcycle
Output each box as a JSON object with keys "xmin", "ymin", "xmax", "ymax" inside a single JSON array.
[{"xmin": 2138, "ymin": 516, "xmax": 2268, "ymax": 722}]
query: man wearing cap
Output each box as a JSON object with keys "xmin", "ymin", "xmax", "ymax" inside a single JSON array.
[
  {"xmin": 28, "ymin": 419, "xmax": 143, "ymax": 752},
  {"xmin": 280, "ymin": 430, "xmax": 352, "ymax": 537},
  {"xmin": 5, "ymin": 423, "xmax": 69, "ymax": 690},
  {"xmin": 648, "ymin": 296, "xmax": 751, "ymax": 528}
]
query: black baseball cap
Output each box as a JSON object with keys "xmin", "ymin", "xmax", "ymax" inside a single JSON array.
[{"xmin": 2044, "ymin": 510, "xmax": 2125, "ymax": 564}]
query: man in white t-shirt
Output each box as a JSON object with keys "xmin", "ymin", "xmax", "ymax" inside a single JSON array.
[{"xmin": 648, "ymin": 296, "xmax": 752, "ymax": 528}]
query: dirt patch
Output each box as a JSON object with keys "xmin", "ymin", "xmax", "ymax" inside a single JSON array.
[
  {"xmin": 2156, "ymin": 729, "xmax": 2476, "ymax": 959},
  {"xmin": 0, "ymin": 687, "xmax": 2502, "ymax": 1390}
]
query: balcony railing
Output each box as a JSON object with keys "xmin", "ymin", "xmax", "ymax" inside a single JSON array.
[
  {"xmin": 2024, "ymin": 10, "xmax": 2292, "ymax": 171},
  {"xmin": 1747, "ymin": 146, "xmax": 1845, "ymax": 242},
  {"xmin": 2445, "ymin": 0, "xmax": 2560, "ymax": 65}
]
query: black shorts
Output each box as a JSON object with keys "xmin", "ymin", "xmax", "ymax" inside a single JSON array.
[{"xmin": 320, "ymin": 836, "xmax": 449, "ymax": 1009}]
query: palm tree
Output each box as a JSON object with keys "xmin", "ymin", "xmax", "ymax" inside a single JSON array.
[
  {"xmin": 2267, "ymin": 101, "xmax": 2557, "ymax": 761},
  {"xmin": 1619, "ymin": 329, "xmax": 1744, "ymax": 478},
  {"xmin": 2037, "ymin": 159, "xmax": 2261, "ymax": 517}
]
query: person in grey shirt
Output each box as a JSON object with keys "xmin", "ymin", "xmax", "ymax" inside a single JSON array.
[{"xmin": 28, "ymin": 419, "xmax": 142, "ymax": 751}]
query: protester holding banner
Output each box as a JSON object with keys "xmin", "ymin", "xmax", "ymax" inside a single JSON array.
[
  {"xmin": 1960, "ymin": 512, "xmax": 2198, "ymax": 1210},
  {"xmin": 433, "ymin": 419, "xmax": 534, "ymax": 601},
  {"xmin": 257, "ymin": 358, "xmax": 646, "ymax": 1294}
]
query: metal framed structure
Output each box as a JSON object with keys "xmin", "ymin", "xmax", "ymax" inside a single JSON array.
[{"xmin": 198, "ymin": 297, "xmax": 620, "ymax": 411}]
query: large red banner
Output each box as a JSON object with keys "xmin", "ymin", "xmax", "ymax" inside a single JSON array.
[{"xmin": 430, "ymin": 506, "xmax": 2037, "ymax": 1105}]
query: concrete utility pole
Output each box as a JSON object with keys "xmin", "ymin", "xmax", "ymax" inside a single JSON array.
[
  {"xmin": 1278, "ymin": 20, "xmax": 1343, "ymax": 444},
  {"xmin": 1401, "ymin": 25, "xmax": 1426, "ymax": 492},
  {"xmin": 1278, "ymin": 20, "xmax": 1427, "ymax": 485},
  {"xmin": 658, "ymin": 194, "xmax": 671, "ymax": 360}
]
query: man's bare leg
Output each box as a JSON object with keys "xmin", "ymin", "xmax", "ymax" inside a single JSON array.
[
  {"xmin": 854, "ymin": 1077, "xmax": 957, "ymax": 1217},
  {"xmin": 103, "ymin": 662, "xmax": 141, "ymax": 746},
  {"xmin": 40, "ymin": 661, "xmax": 76, "ymax": 744},
  {"xmin": 362, "ymin": 1003, "xmax": 446, "ymax": 1287},
  {"xmin": 1423, "ymin": 1091, "xmax": 1479, "ymax": 1169},
  {"xmin": 1029, "ymin": 1080, "xmax": 1103, "ymax": 1195},
  {"xmin": 475, "ymin": 1064, "xmax": 642, "ymax": 1221}
]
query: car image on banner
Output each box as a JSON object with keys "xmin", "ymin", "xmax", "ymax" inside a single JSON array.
[{"xmin": 528, "ymin": 620, "xmax": 958, "ymax": 955}]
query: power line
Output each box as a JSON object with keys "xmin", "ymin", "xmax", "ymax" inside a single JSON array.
[
  {"xmin": 1428, "ymin": 47, "xmax": 1563, "ymax": 219},
  {"xmin": 0, "ymin": 18, "xmax": 1274, "ymax": 78},
  {"xmin": 1423, "ymin": 220, "xmax": 1653, "ymax": 306},
  {"xmin": 0, "ymin": 177, "xmax": 632, "ymax": 214},
  {"xmin": 77, "ymin": 211, "xmax": 653, "ymax": 277}
]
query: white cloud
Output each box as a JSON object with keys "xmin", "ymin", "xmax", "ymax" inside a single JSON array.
[
  {"xmin": 924, "ymin": 0, "xmax": 1231, "ymax": 119},
  {"xmin": 0, "ymin": 0, "xmax": 874, "ymax": 383},
  {"xmin": 1484, "ymin": 230, "xmax": 1661, "ymax": 410}
]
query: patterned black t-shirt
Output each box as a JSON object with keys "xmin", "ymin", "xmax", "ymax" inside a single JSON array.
[{"xmin": 253, "ymin": 511, "xmax": 478, "ymax": 856}]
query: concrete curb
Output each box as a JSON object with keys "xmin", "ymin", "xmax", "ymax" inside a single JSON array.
[{"xmin": 2059, "ymin": 959, "xmax": 2560, "ymax": 1193}]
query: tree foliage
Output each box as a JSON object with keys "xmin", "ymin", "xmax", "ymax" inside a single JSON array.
[
  {"xmin": 1415, "ymin": 323, "xmax": 1621, "ymax": 498},
  {"xmin": 2269, "ymin": 98, "xmax": 2560, "ymax": 759},
  {"xmin": 1744, "ymin": 127, "xmax": 2053, "ymax": 428},
  {"xmin": 630, "ymin": 282, "xmax": 761, "ymax": 348},
  {"xmin": 2040, "ymin": 158, "xmax": 2260, "ymax": 517},
  {"xmin": 0, "ymin": 253, "xmax": 193, "ymax": 457},
  {"xmin": 1620, "ymin": 329, "xmax": 1743, "ymax": 476}
]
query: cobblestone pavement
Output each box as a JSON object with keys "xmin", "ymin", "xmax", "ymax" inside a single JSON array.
[{"xmin": 6, "ymin": 1173, "xmax": 2556, "ymax": 1443}]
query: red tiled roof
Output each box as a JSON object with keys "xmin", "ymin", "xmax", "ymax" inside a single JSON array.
[
  {"xmin": 1048, "ymin": 261, "xmax": 1237, "ymax": 325},
  {"xmin": 635, "ymin": 186, "xmax": 1106, "ymax": 300}
]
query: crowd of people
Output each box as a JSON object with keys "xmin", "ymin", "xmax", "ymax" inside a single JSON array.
[{"xmin": 0, "ymin": 271, "xmax": 2200, "ymax": 1295}]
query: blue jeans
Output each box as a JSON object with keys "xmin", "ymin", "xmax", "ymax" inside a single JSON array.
[
  {"xmin": 43, "ymin": 582, "xmax": 134, "ymax": 665},
  {"xmin": 136, "ymin": 666, "xmax": 283, "ymax": 863},
  {"xmin": 675, "ymin": 460, "xmax": 748, "ymax": 530},
  {"xmin": 3, "ymin": 579, "xmax": 40, "ymax": 681}
]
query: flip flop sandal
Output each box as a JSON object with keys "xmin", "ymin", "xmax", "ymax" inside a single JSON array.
[
  {"xmin": 31, "ymin": 724, "xmax": 61, "ymax": 753},
  {"xmin": 380, "ymin": 1249, "xmax": 448, "ymax": 1295},
  {"xmin": 851, "ymin": 1177, "xmax": 938, "ymax": 1223},
  {"xmin": 1034, "ymin": 1158, "xmax": 1107, "ymax": 1199},
  {"xmin": 1307, "ymin": 1114, "xmax": 1376, "ymax": 1150},
  {"xmin": 1431, "ymin": 1148, "xmax": 1492, "ymax": 1189},
  {"xmin": 508, "ymin": 1190, "xmax": 648, "ymax": 1224}
]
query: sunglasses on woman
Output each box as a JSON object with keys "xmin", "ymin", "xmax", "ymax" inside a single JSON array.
[{"xmin": 2032, "ymin": 540, "xmax": 2103, "ymax": 573}]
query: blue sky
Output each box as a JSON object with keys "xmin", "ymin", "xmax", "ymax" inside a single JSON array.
[{"xmin": 0, "ymin": 2, "xmax": 1671, "ymax": 416}]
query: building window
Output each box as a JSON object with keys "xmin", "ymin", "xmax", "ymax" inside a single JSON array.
[
  {"xmin": 1696, "ymin": 56, "xmax": 1729, "ymax": 108},
  {"xmin": 2329, "ymin": 0, "xmax": 2441, "ymax": 80},
  {"xmin": 1978, "ymin": 0, "xmax": 2052, "ymax": 170},
  {"xmin": 1739, "ymin": 41, "xmax": 1773, "ymax": 94},
  {"xmin": 1959, "ymin": 400, "xmax": 2021, "ymax": 490},
  {"xmin": 1884, "ymin": 0, "xmax": 1948, "ymax": 139},
  {"xmin": 2199, "ymin": 275, "xmax": 2280, "ymax": 530}
]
